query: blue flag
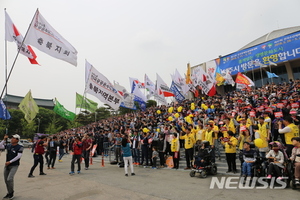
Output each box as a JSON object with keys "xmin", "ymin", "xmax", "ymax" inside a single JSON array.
[
  {"xmin": 170, "ymin": 81, "xmax": 185, "ymax": 102},
  {"xmin": 266, "ymin": 71, "xmax": 279, "ymax": 78},
  {"xmin": 0, "ymin": 100, "xmax": 11, "ymax": 120}
]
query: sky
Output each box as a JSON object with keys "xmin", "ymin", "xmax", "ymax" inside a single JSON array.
[{"xmin": 1, "ymin": 0, "xmax": 300, "ymax": 112}]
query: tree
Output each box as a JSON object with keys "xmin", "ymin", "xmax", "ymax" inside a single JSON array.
[{"xmin": 146, "ymin": 100, "xmax": 157, "ymax": 108}]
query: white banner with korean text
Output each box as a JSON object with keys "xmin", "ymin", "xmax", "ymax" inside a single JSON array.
[
  {"xmin": 25, "ymin": 10, "xmax": 77, "ymax": 66},
  {"xmin": 85, "ymin": 61, "xmax": 121, "ymax": 110}
]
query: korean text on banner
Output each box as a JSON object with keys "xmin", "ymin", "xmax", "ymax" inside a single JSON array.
[
  {"xmin": 85, "ymin": 61, "xmax": 121, "ymax": 110},
  {"xmin": 25, "ymin": 9, "xmax": 77, "ymax": 66}
]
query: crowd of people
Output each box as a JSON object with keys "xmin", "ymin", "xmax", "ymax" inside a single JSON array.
[{"xmin": 1, "ymin": 79, "xmax": 300, "ymax": 198}]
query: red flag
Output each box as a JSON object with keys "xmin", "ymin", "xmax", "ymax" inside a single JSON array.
[{"xmin": 5, "ymin": 11, "xmax": 39, "ymax": 65}]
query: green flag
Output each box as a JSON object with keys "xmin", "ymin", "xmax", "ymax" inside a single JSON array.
[
  {"xmin": 54, "ymin": 99, "xmax": 76, "ymax": 121},
  {"xmin": 18, "ymin": 90, "xmax": 39, "ymax": 123},
  {"xmin": 76, "ymin": 93, "xmax": 98, "ymax": 112}
]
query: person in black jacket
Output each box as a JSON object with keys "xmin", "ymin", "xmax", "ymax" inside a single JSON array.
[
  {"xmin": 48, "ymin": 136, "xmax": 59, "ymax": 169},
  {"xmin": 195, "ymin": 141, "xmax": 211, "ymax": 168}
]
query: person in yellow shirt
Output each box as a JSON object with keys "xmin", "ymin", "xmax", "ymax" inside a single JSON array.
[
  {"xmin": 170, "ymin": 133, "xmax": 180, "ymax": 169},
  {"xmin": 221, "ymin": 118, "xmax": 236, "ymax": 138},
  {"xmin": 204, "ymin": 124, "xmax": 216, "ymax": 163},
  {"xmin": 180, "ymin": 127, "xmax": 196, "ymax": 170},
  {"xmin": 258, "ymin": 117, "xmax": 270, "ymax": 141},
  {"xmin": 222, "ymin": 131, "xmax": 238, "ymax": 173},
  {"xmin": 278, "ymin": 116, "xmax": 300, "ymax": 157}
]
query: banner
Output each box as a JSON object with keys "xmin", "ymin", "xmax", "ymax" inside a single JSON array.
[
  {"xmin": 217, "ymin": 30, "xmax": 300, "ymax": 75},
  {"xmin": 54, "ymin": 99, "xmax": 76, "ymax": 121},
  {"xmin": 85, "ymin": 61, "xmax": 122, "ymax": 110},
  {"xmin": 156, "ymin": 73, "xmax": 174, "ymax": 97},
  {"xmin": 114, "ymin": 82, "xmax": 136, "ymax": 110},
  {"xmin": 5, "ymin": 10, "xmax": 38, "ymax": 64},
  {"xmin": 144, "ymin": 74, "xmax": 155, "ymax": 99},
  {"xmin": 25, "ymin": 9, "xmax": 77, "ymax": 66},
  {"xmin": 170, "ymin": 81, "xmax": 185, "ymax": 102},
  {"xmin": 195, "ymin": 66, "xmax": 216, "ymax": 96},
  {"xmin": 18, "ymin": 90, "xmax": 39, "ymax": 123},
  {"xmin": 0, "ymin": 100, "xmax": 11, "ymax": 120},
  {"xmin": 76, "ymin": 93, "xmax": 98, "ymax": 112}
]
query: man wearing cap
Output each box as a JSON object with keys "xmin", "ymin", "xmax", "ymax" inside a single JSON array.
[{"xmin": 0, "ymin": 134, "xmax": 23, "ymax": 199}]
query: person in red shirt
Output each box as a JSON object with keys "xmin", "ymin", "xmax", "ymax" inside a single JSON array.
[
  {"xmin": 69, "ymin": 137, "xmax": 83, "ymax": 175},
  {"xmin": 82, "ymin": 134, "xmax": 93, "ymax": 170},
  {"xmin": 28, "ymin": 135, "xmax": 49, "ymax": 178}
]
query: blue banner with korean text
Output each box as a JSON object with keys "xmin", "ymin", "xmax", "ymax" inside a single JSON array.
[
  {"xmin": 217, "ymin": 31, "xmax": 300, "ymax": 75},
  {"xmin": 170, "ymin": 81, "xmax": 185, "ymax": 102}
]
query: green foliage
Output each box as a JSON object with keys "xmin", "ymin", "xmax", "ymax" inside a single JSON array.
[
  {"xmin": 44, "ymin": 117, "xmax": 63, "ymax": 135},
  {"xmin": 20, "ymin": 118, "xmax": 37, "ymax": 138},
  {"xmin": 146, "ymin": 100, "xmax": 157, "ymax": 108}
]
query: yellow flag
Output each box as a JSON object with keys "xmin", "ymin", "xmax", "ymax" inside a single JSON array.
[
  {"xmin": 186, "ymin": 63, "xmax": 191, "ymax": 84},
  {"xmin": 18, "ymin": 90, "xmax": 39, "ymax": 123}
]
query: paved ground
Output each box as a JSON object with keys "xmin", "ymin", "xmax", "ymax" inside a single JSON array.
[{"xmin": 0, "ymin": 149, "xmax": 299, "ymax": 200}]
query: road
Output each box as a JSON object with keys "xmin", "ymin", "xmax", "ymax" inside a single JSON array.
[{"xmin": 0, "ymin": 148, "xmax": 299, "ymax": 200}]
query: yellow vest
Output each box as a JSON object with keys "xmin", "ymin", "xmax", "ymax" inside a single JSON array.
[
  {"xmin": 286, "ymin": 123, "xmax": 300, "ymax": 145},
  {"xmin": 238, "ymin": 135, "xmax": 251, "ymax": 150},
  {"xmin": 180, "ymin": 134, "xmax": 195, "ymax": 149},
  {"xmin": 225, "ymin": 136, "xmax": 238, "ymax": 153},
  {"xmin": 258, "ymin": 122, "xmax": 268, "ymax": 138},
  {"xmin": 171, "ymin": 138, "xmax": 179, "ymax": 152},
  {"xmin": 205, "ymin": 130, "xmax": 215, "ymax": 146},
  {"xmin": 258, "ymin": 130, "xmax": 268, "ymax": 148}
]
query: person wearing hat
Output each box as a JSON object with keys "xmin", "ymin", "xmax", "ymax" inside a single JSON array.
[{"xmin": 0, "ymin": 134, "xmax": 23, "ymax": 199}]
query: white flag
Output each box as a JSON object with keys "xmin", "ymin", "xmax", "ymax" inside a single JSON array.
[
  {"xmin": 5, "ymin": 11, "xmax": 39, "ymax": 64},
  {"xmin": 172, "ymin": 69, "xmax": 189, "ymax": 94},
  {"xmin": 156, "ymin": 73, "xmax": 174, "ymax": 97},
  {"xmin": 130, "ymin": 78, "xmax": 147, "ymax": 102},
  {"xmin": 85, "ymin": 60, "xmax": 121, "ymax": 110},
  {"xmin": 25, "ymin": 10, "xmax": 77, "ymax": 66},
  {"xmin": 114, "ymin": 83, "xmax": 135, "ymax": 109},
  {"xmin": 144, "ymin": 74, "xmax": 155, "ymax": 99}
]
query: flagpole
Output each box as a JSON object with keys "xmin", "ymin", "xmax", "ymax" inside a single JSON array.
[
  {"xmin": 0, "ymin": 8, "xmax": 38, "ymax": 100},
  {"xmin": 4, "ymin": 8, "xmax": 9, "ymax": 133}
]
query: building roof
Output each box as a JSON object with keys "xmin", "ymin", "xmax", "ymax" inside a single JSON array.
[
  {"xmin": 239, "ymin": 26, "xmax": 300, "ymax": 51},
  {"xmin": 2, "ymin": 94, "xmax": 54, "ymax": 108}
]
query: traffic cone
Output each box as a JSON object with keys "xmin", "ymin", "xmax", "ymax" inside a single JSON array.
[{"xmin": 101, "ymin": 153, "xmax": 105, "ymax": 167}]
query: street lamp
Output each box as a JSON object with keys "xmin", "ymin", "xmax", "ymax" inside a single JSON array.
[{"xmin": 37, "ymin": 118, "xmax": 40, "ymax": 133}]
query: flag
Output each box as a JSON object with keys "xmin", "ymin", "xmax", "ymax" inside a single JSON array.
[
  {"xmin": 172, "ymin": 69, "xmax": 189, "ymax": 94},
  {"xmin": 266, "ymin": 71, "xmax": 279, "ymax": 78},
  {"xmin": 196, "ymin": 66, "xmax": 216, "ymax": 96},
  {"xmin": 85, "ymin": 60, "xmax": 122, "ymax": 110},
  {"xmin": 114, "ymin": 82, "xmax": 136, "ymax": 110},
  {"xmin": 235, "ymin": 72, "xmax": 255, "ymax": 87},
  {"xmin": 18, "ymin": 90, "xmax": 39, "ymax": 123},
  {"xmin": 129, "ymin": 77, "xmax": 145, "ymax": 89},
  {"xmin": 131, "ymin": 79, "xmax": 147, "ymax": 102},
  {"xmin": 186, "ymin": 63, "xmax": 191, "ymax": 84},
  {"xmin": 156, "ymin": 73, "xmax": 174, "ymax": 97},
  {"xmin": 170, "ymin": 81, "xmax": 185, "ymax": 102},
  {"xmin": 5, "ymin": 11, "xmax": 39, "ymax": 64},
  {"xmin": 215, "ymin": 66, "xmax": 225, "ymax": 86},
  {"xmin": 76, "ymin": 93, "xmax": 98, "ymax": 112},
  {"xmin": 54, "ymin": 99, "xmax": 76, "ymax": 121},
  {"xmin": 224, "ymin": 69, "xmax": 235, "ymax": 86},
  {"xmin": 0, "ymin": 100, "xmax": 11, "ymax": 120},
  {"xmin": 144, "ymin": 74, "xmax": 155, "ymax": 99},
  {"xmin": 25, "ymin": 9, "xmax": 77, "ymax": 66}
]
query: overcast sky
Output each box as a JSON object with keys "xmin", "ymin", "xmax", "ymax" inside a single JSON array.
[{"xmin": 1, "ymin": 0, "xmax": 300, "ymax": 112}]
